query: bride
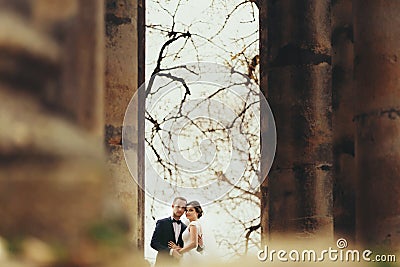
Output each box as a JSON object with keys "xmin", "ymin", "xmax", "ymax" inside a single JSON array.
[{"xmin": 168, "ymin": 200, "xmax": 205, "ymax": 265}]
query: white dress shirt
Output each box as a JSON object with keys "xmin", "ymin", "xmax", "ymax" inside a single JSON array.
[{"xmin": 169, "ymin": 216, "xmax": 181, "ymax": 255}]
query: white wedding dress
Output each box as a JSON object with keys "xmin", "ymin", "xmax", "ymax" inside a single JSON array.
[{"xmin": 180, "ymin": 220, "xmax": 204, "ymax": 265}]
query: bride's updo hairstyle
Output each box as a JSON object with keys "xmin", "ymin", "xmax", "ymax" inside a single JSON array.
[{"xmin": 187, "ymin": 200, "xmax": 203, "ymax": 219}]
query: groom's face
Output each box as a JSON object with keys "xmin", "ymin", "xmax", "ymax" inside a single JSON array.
[{"xmin": 172, "ymin": 199, "xmax": 187, "ymax": 218}]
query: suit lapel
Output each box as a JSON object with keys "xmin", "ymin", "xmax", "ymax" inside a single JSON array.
[{"xmin": 168, "ymin": 217, "xmax": 176, "ymax": 241}]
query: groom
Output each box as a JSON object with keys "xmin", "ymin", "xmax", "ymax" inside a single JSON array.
[{"xmin": 151, "ymin": 196, "xmax": 187, "ymax": 266}]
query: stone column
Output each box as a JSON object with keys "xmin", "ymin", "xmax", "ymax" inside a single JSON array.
[
  {"xmin": 353, "ymin": 0, "xmax": 400, "ymax": 249},
  {"xmin": 259, "ymin": 0, "xmax": 269, "ymax": 242},
  {"xmin": 331, "ymin": 0, "xmax": 355, "ymax": 242},
  {"xmin": 262, "ymin": 0, "xmax": 333, "ymax": 240},
  {"xmin": 0, "ymin": 1, "xmax": 110, "ymax": 265},
  {"xmin": 105, "ymin": 0, "xmax": 143, "ymax": 248},
  {"xmin": 33, "ymin": 0, "xmax": 105, "ymax": 138}
]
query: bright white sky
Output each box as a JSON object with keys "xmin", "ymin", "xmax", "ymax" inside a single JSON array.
[{"xmin": 144, "ymin": 0, "xmax": 260, "ymax": 264}]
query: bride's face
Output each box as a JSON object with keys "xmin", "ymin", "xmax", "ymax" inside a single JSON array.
[{"xmin": 185, "ymin": 205, "xmax": 198, "ymax": 221}]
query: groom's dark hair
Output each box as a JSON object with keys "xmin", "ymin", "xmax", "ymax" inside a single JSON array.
[{"xmin": 172, "ymin": 196, "xmax": 187, "ymax": 204}]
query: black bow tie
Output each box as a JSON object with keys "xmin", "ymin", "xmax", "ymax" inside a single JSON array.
[{"xmin": 172, "ymin": 219, "xmax": 181, "ymax": 224}]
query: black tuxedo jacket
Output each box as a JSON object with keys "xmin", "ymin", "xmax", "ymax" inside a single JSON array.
[{"xmin": 151, "ymin": 217, "xmax": 187, "ymax": 266}]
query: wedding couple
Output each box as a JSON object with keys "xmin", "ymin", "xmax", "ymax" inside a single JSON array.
[{"xmin": 150, "ymin": 197, "xmax": 206, "ymax": 266}]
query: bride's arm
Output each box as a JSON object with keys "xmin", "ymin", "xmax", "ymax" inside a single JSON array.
[{"xmin": 178, "ymin": 225, "xmax": 198, "ymax": 254}]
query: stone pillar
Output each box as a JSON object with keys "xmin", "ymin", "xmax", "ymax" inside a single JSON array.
[
  {"xmin": 331, "ymin": 0, "xmax": 355, "ymax": 242},
  {"xmin": 353, "ymin": 0, "xmax": 400, "ymax": 249},
  {"xmin": 0, "ymin": 1, "xmax": 151, "ymax": 266},
  {"xmin": 259, "ymin": 0, "xmax": 269, "ymax": 242},
  {"xmin": 105, "ymin": 0, "xmax": 143, "ymax": 248},
  {"xmin": 32, "ymin": 0, "xmax": 105, "ymax": 138},
  {"xmin": 263, "ymin": 0, "xmax": 333, "ymax": 240},
  {"xmin": 0, "ymin": 1, "xmax": 111, "ymax": 265}
]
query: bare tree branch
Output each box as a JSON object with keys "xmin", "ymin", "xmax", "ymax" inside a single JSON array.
[{"xmin": 146, "ymin": 0, "xmax": 261, "ymax": 258}]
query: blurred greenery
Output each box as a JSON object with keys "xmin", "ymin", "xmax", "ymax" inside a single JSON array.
[{"xmin": 86, "ymin": 221, "xmax": 128, "ymax": 247}]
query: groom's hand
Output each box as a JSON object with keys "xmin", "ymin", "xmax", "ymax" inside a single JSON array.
[{"xmin": 168, "ymin": 241, "xmax": 180, "ymax": 249}]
